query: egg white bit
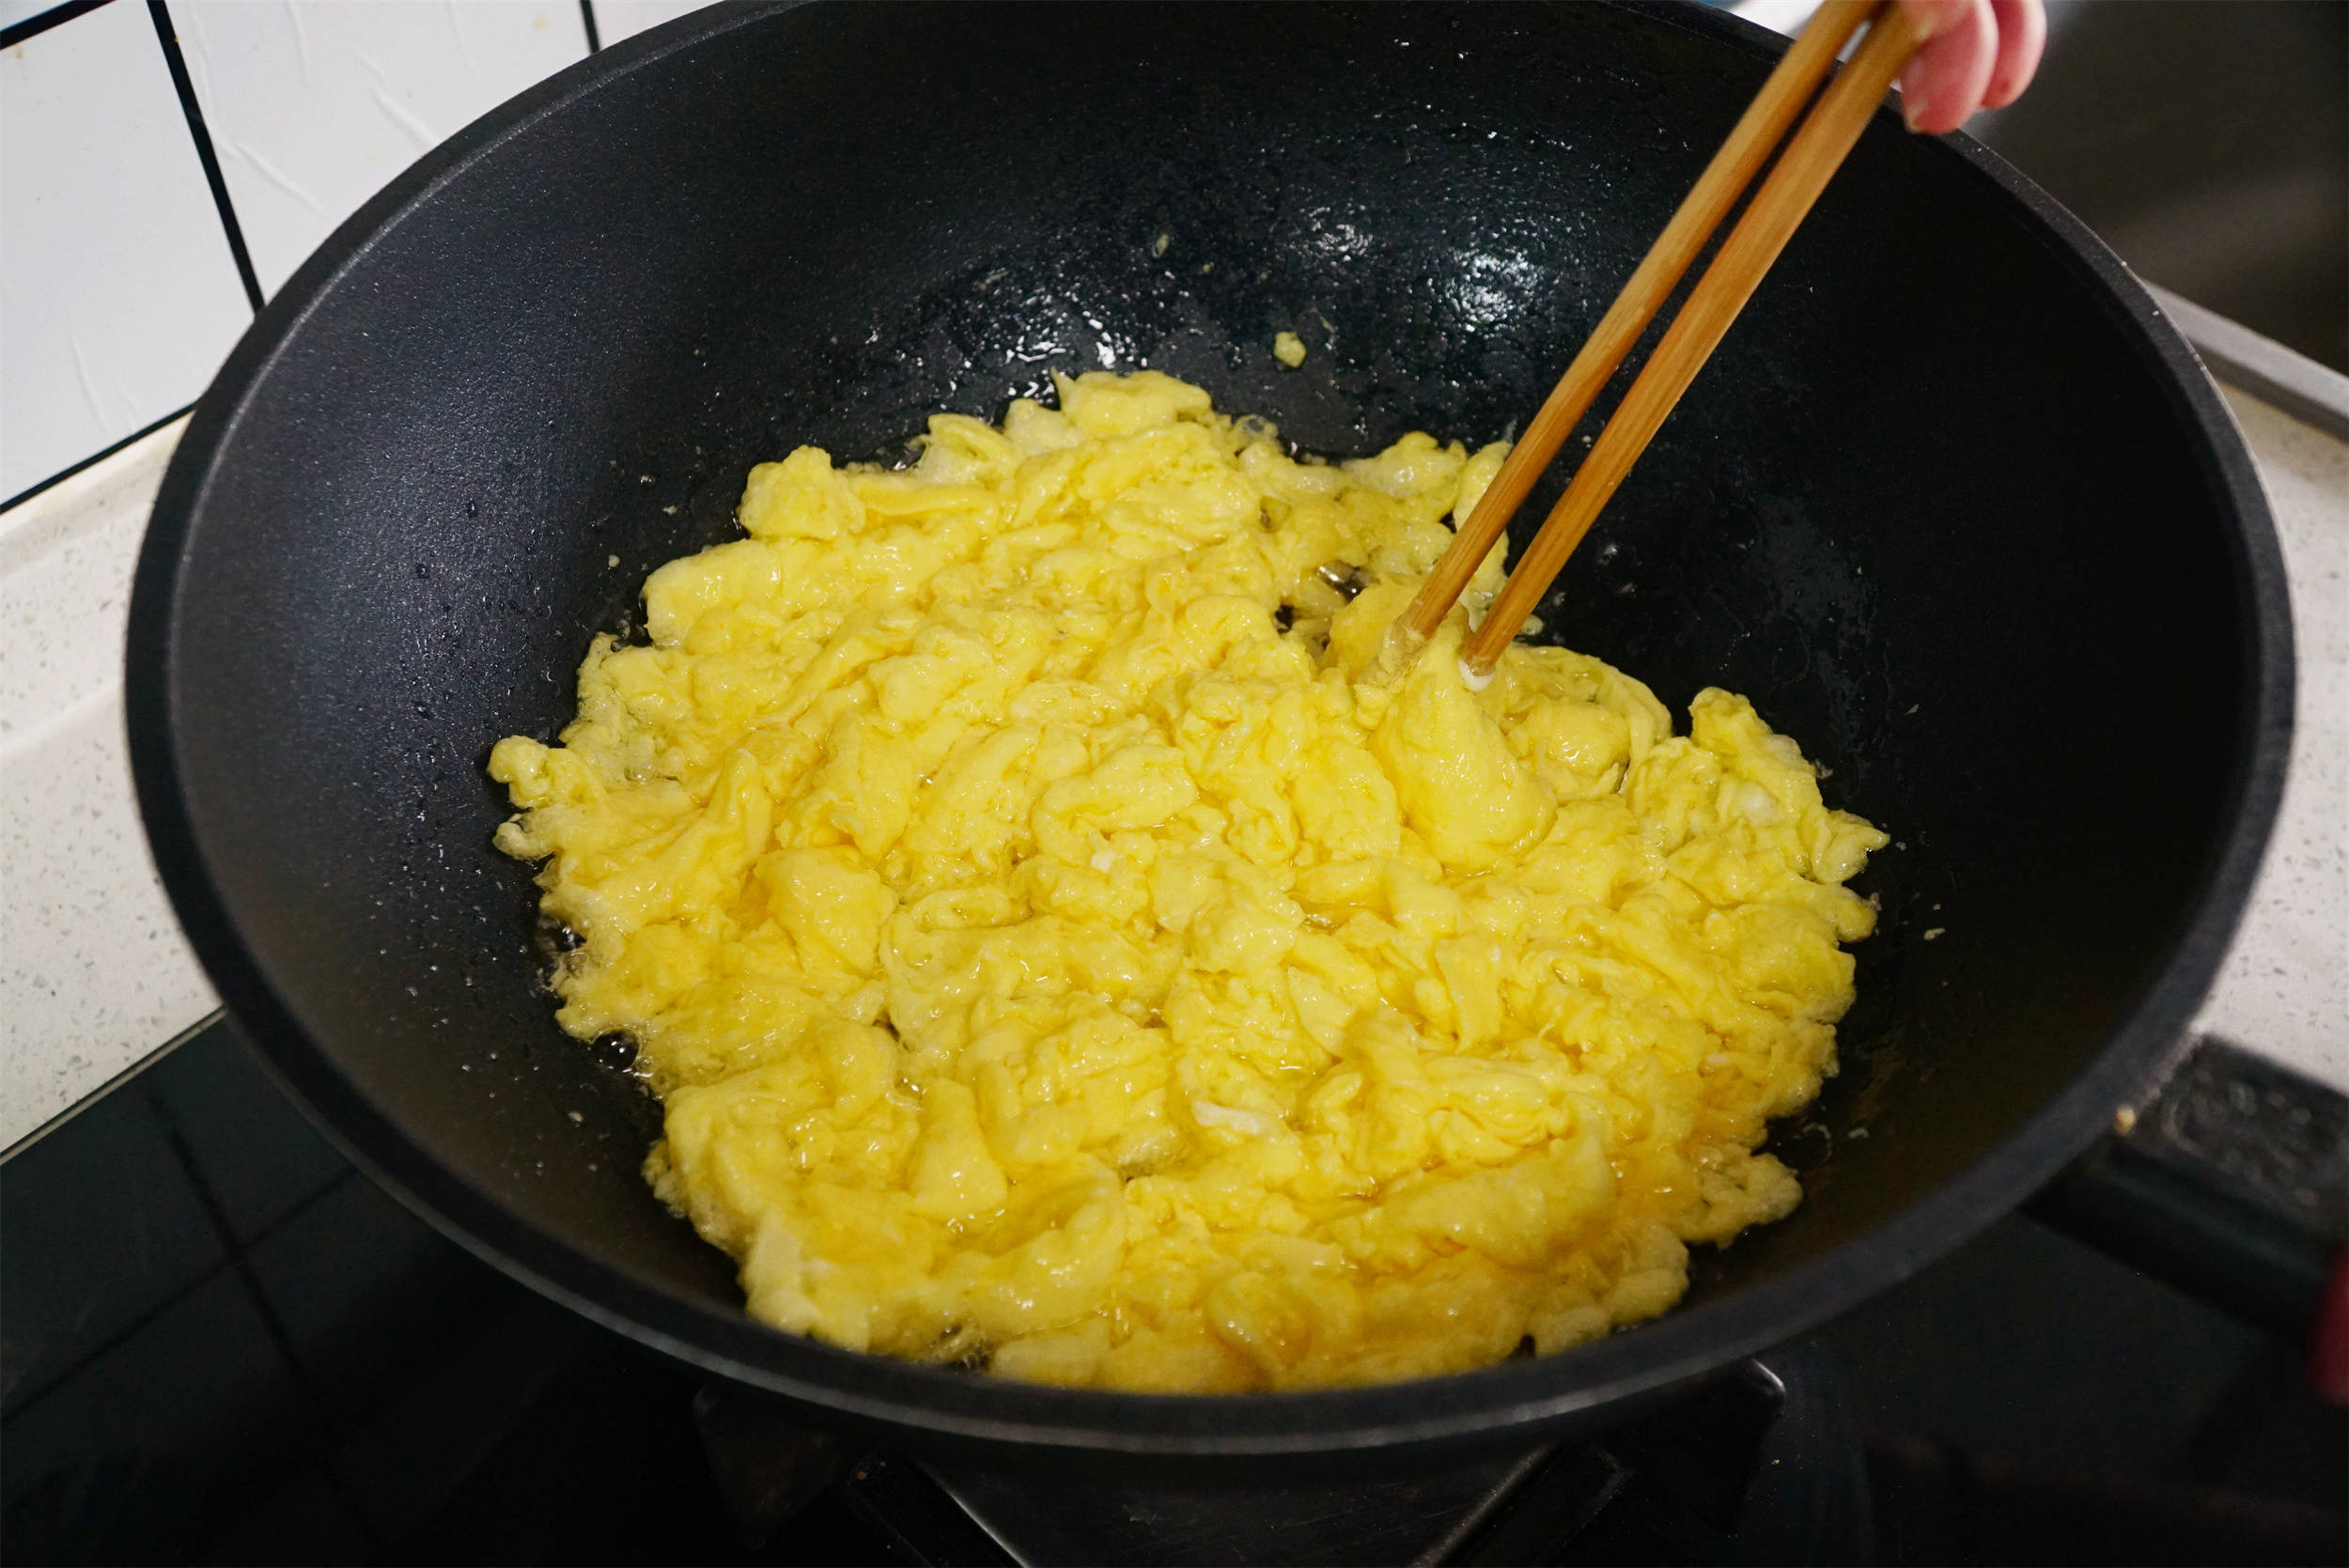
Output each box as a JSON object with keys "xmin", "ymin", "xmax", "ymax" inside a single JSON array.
[
  {"xmin": 1191, "ymin": 1101, "xmax": 1281, "ymax": 1138},
  {"xmin": 1458, "ymin": 657, "xmax": 1496, "ymax": 692},
  {"xmin": 1089, "ymin": 849, "xmax": 1117, "ymax": 874},
  {"xmin": 1732, "ymin": 782, "xmax": 1782, "ymax": 825}
]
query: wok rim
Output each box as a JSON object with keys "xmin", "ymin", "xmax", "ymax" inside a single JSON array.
[{"xmin": 124, "ymin": 0, "xmax": 2295, "ymax": 1456}]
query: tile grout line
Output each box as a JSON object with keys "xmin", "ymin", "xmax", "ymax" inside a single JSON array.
[
  {"xmin": 579, "ymin": 0, "xmax": 601, "ymax": 53},
  {"xmin": 145, "ymin": 1099, "xmax": 384, "ymax": 1553},
  {"xmin": 147, "ymin": 0, "xmax": 266, "ymax": 315},
  {"xmin": 0, "ymin": 1164, "xmax": 359, "ymax": 1425},
  {"xmin": 0, "ymin": 401, "xmax": 192, "ymax": 518},
  {"xmin": 0, "ymin": 3, "xmax": 193, "ymax": 513},
  {"xmin": 0, "ymin": 0, "xmax": 113, "ymax": 51},
  {"xmin": 0, "ymin": 1253, "xmax": 235, "ymax": 1424}
]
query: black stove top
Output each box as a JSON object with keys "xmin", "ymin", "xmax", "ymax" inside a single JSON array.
[{"xmin": 3, "ymin": 1020, "xmax": 2341, "ymax": 1565}]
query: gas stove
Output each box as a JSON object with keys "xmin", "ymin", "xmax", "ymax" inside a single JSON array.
[{"xmin": 696, "ymin": 1345, "xmax": 1871, "ymax": 1566}]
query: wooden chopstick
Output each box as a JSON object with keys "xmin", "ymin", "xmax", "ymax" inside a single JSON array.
[
  {"xmin": 1458, "ymin": 2, "xmax": 1918, "ymax": 680},
  {"xmin": 1376, "ymin": 0, "xmax": 1880, "ymax": 679}
]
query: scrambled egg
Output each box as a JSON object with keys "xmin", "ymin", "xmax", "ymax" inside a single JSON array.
[{"xmin": 489, "ymin": 370, "xmax": 1886, "ymax": 1392}]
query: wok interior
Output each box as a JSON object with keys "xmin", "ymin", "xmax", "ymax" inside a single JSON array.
[{"xmin": 163, "ymin": 4, "xmax": 2243, "ymax": 1407}]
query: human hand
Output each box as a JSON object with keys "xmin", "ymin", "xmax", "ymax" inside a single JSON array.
[{"xmin": 1896, "ymin": 0, "xmax": 2046, "ymax": 134}]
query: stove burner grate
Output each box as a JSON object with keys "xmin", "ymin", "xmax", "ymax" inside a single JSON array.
[{"xmin": 693, "ymin": 1344, "xmax": 1870, "ymax": 1565}]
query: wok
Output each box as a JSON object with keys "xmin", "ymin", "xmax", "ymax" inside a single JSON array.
[{"xmin": 126, "ymin": 0, "xmax": 2293, "ymax": 1465}]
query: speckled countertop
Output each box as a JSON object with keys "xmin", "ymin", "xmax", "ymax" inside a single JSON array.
[
  {"xmin": 2, "ymin": 370, "xmax": 2342, "ymax": 1152},
  {"xmin": 3, "ymin": 419, "xmax": 214, "ymax": 1147},
  {"xmin": 2195, "ymin": 388, "xmax": 2348, "ymax": 1079}
]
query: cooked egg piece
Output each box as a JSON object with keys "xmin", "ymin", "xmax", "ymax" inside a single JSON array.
[{"xmin": 490, "ymin": 371, "xmax": 1887, "ymax": 1391}]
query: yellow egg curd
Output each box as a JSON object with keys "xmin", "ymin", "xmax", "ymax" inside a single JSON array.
[{"xmin": 489, "ymin": 369, "xmax": 1888, "ymax": 1392}]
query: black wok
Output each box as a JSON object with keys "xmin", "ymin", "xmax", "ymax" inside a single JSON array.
[{"xmin": 126, "ymin": 0, "xmax": 2292, "ymax": 1466}]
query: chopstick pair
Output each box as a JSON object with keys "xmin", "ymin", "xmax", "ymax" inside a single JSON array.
[{"xmin": 1377, "ymin": 0, "xmax": 1922, "ymax": 686}]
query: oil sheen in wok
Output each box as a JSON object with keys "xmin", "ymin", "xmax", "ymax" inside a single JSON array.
[{"xmin": 487, "ymin": 370, "xmax": 1887, "ymax": 1392}]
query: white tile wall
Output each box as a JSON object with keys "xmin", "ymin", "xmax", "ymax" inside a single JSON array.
[
  {"xmin": 177, "ymin": 0, "xmax": 590, "ymax": 298},
  {"xmin": 0, "ymin": 0, "xmax": 252, "ymax": 499},
  {"xmin": 591, "ymin": 0, "xmax": 717, "ymax": 48},
  {"xmin": 1729, "ymin": 0, "xmax": 1823, "ymax": 38}
]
